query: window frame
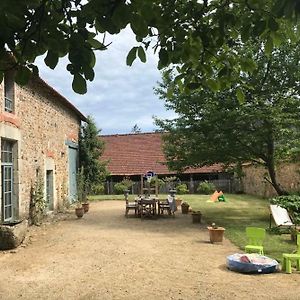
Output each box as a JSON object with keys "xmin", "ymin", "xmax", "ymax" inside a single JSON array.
[
  {"xmin": 1, "ymin": 140, "xmax": 14, "ymax": 222},
  {"xmin": 4, "ymin": 71, "xmax": 15, "ymax": 113}
]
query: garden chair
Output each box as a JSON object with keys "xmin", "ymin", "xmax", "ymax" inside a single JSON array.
[
  {"xmin": 245, "ymin": 227, "xmax": 266, "ymax": 255},
  {"xmin": 282, "ymin": 234, "xmax": 300, "ymax": 274},
  {"xmin": 269, "ymin": 205, "xmax": 294, "ymax": 229},
  {"xmin": 158, "ymin": 195, "xmax": 176, "ymax": 216},
  {"xmin": 125, "ymin": 198, "xmax": 139, "ymax": 217}
]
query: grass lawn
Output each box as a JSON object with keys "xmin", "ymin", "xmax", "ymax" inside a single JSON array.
[{"xmin": 89, "ymin": 193, "xmax": 296, "ymax": 261}]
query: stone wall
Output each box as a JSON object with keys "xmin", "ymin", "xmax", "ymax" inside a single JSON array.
[
  {"xmin": 242, "ymin": 163, "xmax": 300, "ymax": 198},
  {"xmin": 0, "ymin": 76, "xmax": 82, "ymax": 221}
]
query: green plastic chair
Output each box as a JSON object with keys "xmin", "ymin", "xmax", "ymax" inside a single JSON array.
[
  {"xmin": 282, "ymin": 234, "xmax": 300, "ymax": 274},
  {"xmin": 245, "ymin": 227, "xmax": 266, "ymax": 255}
]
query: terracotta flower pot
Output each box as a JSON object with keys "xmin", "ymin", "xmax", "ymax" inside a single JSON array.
[
  {"xmin": 75, "ymin": 207, "xmax": 84, "ymax": 218},
  {"xmin": 82, "ymin": 202, "xmax": 89, "ymax": 213},
  {"xmin": 207, "ymin": 226, "xmax": 225, "ymax": 243},
  {"xmin": 191, "ymin": 212, "xmax": 202, "ymax": 223},
  {"xmin": 181, "ymin": 203, "xmax": 189, "ymax": 214}
]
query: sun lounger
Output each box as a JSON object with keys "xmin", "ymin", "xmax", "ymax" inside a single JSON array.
[{"xmin": 269, "ymin": 204, "xmax": 294, "ymax": 229}]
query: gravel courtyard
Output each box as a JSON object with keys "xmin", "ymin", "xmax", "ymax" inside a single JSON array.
[{"xmin": 0, "ymin": 201, "xmax": 299, "ymax": 300}]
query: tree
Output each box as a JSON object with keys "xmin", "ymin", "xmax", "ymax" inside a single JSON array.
[
  {"xmin": 79, "ymin": 116, "xmax": 109, "ymax": 199},
  {"xmin": 155, "ymin": 41, "xmax": 300, "ymax": 195},
  {"xmin": 131, "ymin": 124, "xmax": 141, "ymax": 133},
  {"xmin": 0, "ymin": 0, "xmax": 299, "ymax": 93}
]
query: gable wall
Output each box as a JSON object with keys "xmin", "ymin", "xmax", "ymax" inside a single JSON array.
[{"xmin": 0, "ymin": 78, "xmax": 81, "ymax": 220}]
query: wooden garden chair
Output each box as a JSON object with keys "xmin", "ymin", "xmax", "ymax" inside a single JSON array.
[
  {"xmin": 125, "ymin": 198, "xmax": 139, "ymax": 217},
  {"xmin": 158, "ymin": 195, "xmax": 176, "ymax": 216}
]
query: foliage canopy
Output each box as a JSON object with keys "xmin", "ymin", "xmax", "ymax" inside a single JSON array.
[
  {"xmin": 1, "ymin": 0, "xmax": 300, "ymax": 93},
  {"xmin": 156, "ymin": 41, "xmax": 300, "ymax": 195}
]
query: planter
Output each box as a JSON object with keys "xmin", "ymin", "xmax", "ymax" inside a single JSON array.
[
  {"xmin": 207, "ymin": 226, "xmax": 225, "ymax": 243},
  {"xmin": 181, "ymin": 203, "xmax": 190, "ymax": 214},
  {"xmin": 82, "ymin": 202, "xmax": 89, "ymax": 213},
  {"xmin": 75, "ymin": 207, "xmax": 84, "ymax": 218},
  {"xmin": 0, "ymin": 219, "xmax": 28, "ymax": 250},
  {"xmin": 191, "ymin": 212, "xmax": 202, "ymax": 223}
]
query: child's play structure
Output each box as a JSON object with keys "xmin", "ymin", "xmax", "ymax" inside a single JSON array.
[{"xmin": 209, "ymin": 190, "xmax": 226, "ymax": 202}]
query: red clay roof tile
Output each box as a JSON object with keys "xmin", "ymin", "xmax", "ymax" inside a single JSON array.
[{"xmin": 100, "ymin": 132, "xmax": 222, "ymax": 176}]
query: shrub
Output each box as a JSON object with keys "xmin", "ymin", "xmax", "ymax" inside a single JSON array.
[
  {"xmin": 91, "ymin": 183, "xmax": 105, "ymax": 195},
  {"xmin": 197, "ymin": 181, "xmax": 216, "ymax": 194},
  {"xmin": 114, "ymin": 177, "xmax": 134, "ymax": 194},
  {"xmin": 176, "ymin": 183, "xmax": 189, "ymax": 194},
  {"xmin": 150, "ymin": 177, "xmax": 164, "ymax": 188},
  {"xmin": 270, "ymin": 195, "xmax": 300, "ymax": 224}
]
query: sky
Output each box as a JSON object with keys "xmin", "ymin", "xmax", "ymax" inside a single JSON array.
[{"xmin": 37, "ymin": 28, "xmax": 176, "ymax": 135}]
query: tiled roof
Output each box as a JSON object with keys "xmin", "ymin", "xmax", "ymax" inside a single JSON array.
[{"xmin": 100, "ymin": 132, "xmax": 222, "ymax": 176}]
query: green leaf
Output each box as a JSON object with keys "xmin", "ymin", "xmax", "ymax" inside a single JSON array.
[
  {"xmin": 265, "ymin": 36, "xmax": 274, "ymax": 55},
  {"xmin": 159, "ymin": 49, "xmax": 169, "ymax": 67},
  {"xmin": 137, "ymin": 46, "xmax": 146, "ymax": 63},
  {"xmin": 44, "ymin": 51, "xmax": 59, "ymax": 70},
  {"xmin": 88, "ymin": 38, "xmax": 106, "ymax": 50},
  {"xmin": 83, "ymin": 66, "xmax": 95, "ymax": 81},
  {"xmin": 240, "ymin": 58, "xmax": 257, "ymax": 73},
  {"xmin": 268, "ymin": 17, "xmax": 279, "ymax": 31},
  {"xmin": 206, "ymin": 79, "xmax": 220, "ymax": 92},
  {"xmin": 270, "ymin": 31, "xmax": 283, "ymax": 47},
  {"xmin": 126, "ymin": 47, "xmax": 138, "ymax": 66},
  {"xmin": 15, "ymin": 66, "xmax": 31, "ymax": 86},
  {"xmin": 236, "ymin": 88, "xmax": 245, "ymax": 104},
  {"xmin": 72, "ymin": 73, "xmax": 87, "ymax": 94},
  {"xmin": 241, "ymin": 24, "xmax": 251, "ymax": 43}
]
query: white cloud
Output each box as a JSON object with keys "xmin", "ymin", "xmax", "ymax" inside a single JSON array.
[{"xmin": 36, "ymin": 27, "xmax": 176, "ymax": 134}]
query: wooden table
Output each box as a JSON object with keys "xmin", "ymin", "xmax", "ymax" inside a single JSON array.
[{"xmin": 138, "ymin": 197, "xmax": 157, "ymax": 219}]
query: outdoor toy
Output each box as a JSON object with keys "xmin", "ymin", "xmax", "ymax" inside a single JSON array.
[
  {"xmin": 227, "ymin": 253, "xmax": 278, "ymax": 274},
  {"xmin": 209, "ymin": 190, "xmax": 225, "ymax": 202}
]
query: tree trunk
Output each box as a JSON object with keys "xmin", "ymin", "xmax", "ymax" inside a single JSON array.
[
  {"xmin": 265, "ymin": 161, "xmax": 288, "ymax": 195},
  {"xmin": 265, "ymin": 139, "xmax": 288, "ymax": 195}
]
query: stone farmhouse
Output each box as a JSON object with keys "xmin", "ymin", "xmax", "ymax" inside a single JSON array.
[
  {"xmin": 0, "ymin": 71, "xmax": 86, "ymax": 224},
  {"xmin": 100, "ymin": 132, "xmax": 232, "ymax": 194}
]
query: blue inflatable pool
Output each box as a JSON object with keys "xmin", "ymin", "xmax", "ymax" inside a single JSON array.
[{"xmin": 227, "ymin": 253, "xmax": 278, "ymax": 274}]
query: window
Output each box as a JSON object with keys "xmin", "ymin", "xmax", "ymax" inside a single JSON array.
[
  {"xmin": 4, "ymin": 71, "xmax": 14, "ymax": 113},
  {"xmin": 1, "ymin": 140, "xmax": 14, "ymax": 222}
]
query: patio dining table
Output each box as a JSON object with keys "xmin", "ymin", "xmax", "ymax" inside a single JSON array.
[{"xmin": 136, "ymin": 196, "xmax": 158, "ymax": 219}]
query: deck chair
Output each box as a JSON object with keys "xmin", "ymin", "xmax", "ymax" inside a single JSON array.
[
  {"xmin": 245, "ymin": 227, "xmax": 266, "ymax": 255},
  {"xmin": 282, "ymin": 234, "xmax": 300, "ymax": 273},
  {"xmin": 269, "ymin": 205, "xmax": 294, "ymax": 229}
]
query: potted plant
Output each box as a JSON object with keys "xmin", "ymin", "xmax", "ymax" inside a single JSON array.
[
  {"xmin": 75, "ymin": 202, "xmax": 84, "ymax": 218},
  {"xmin": 76, "ymin": 167, "xmax": 86, "ymax": 218},
  {"xmin": 191, "ymin": 211, "xmax": 202, "ymax": 223},
  {"xmin": 207, "ymin": 223, "xmax": 225, "ymax": 243},
  {"xmin": 181, "ymin": 202, "xmax": 190, "ymax": 214}
]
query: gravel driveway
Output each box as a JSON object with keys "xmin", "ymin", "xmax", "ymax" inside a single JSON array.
[{"xmin": 0, "ymin": 201, "xmax": 299, "ymax": 300}]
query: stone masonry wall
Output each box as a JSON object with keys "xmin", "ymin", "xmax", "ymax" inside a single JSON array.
[
  {"xmin": 0, "ymin": 77, "xmax": 81, "ymax": 220},
  {"xmin": 242, "ymin": 163, "xmax": 300, "ymax": 198}
]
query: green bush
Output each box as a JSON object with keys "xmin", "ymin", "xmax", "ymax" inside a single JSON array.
[
  {"xmin": 176, "ymin": 183, "xmax": 189, "ymax": 194},
  {"xmin": 150, "ymin": 177, "xmax": 165, "ymax": 188},
  {"xmin": 197, "ymin": 181, "xmax": 216, "ymax": 194},
  {"xmin": 114, "ymin": 177, "xmax": 134, "ymax": 195},
  {"xmin": 91, "ymin": 183, "xmax": 105, "ymax": 195},
  {"xmin": 270, "ymin": 195, "xmax": 300, "ymax": 224}
]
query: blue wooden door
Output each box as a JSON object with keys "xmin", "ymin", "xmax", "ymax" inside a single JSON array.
[{"xmin": 68, "ymin": 147, "xmax": 78, "ymax": 203}]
